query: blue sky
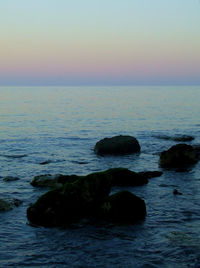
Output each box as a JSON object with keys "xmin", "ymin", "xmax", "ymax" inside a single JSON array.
[{"xmin": 0, "ymin": 0, "xmax": 200, "ymax": 85}]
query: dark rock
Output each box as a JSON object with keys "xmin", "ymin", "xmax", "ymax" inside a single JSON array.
[
  {"xmin": 94, "ymin": 135, "xmax": 140, "ymax": 155},
  {"xmin": 105, "ymin": 168, "xmax": 148, "ymax": 186},
  {"xmin": 27, "ymin": 167, "xmax": 151, "ymax": 227},
  {"xmin": 39, "ymin": 160, "xmax": 52, "ymax": 165},
  {"xmin": 100, "ymin": 190, "xmax": 146, "ymax": 223},
  {"xmin": 172, "ymin": 135, "xmax": 194, "ymax": 142},
  {"xmin": 3, "ymin": 176, "xmax": 20, "ymax": 182},
  {"xmin": 30, "ymin": 174, "xmax": 80, "ymax": 188},
  {"xmin": 155, "ymin": 134, "xmax": 194, "ymax": 142},
  {"xmin": 138, "ymin": 171, "xmax": 163, "ymax": 179},
  {"xmin": 27, "ymin": 172, "xmax": 111, "ymax": 227},
  {"xmin": 173, "ymin": 189, "xmax": 182, "ymax": 195},
  {"xmin": 193, "ymin": 145, "xmax": 200, "ymax": 160},
  {"xmin": 160, "ymin": 144, "xmax": 198, "ymax": 168},
  {"xmin": 0, "ymin": 198, "xmax": 23, "ymax": 212},
  {"xmin": 30, "ymin": 174, "xmax": 59, "ymax": 187}
]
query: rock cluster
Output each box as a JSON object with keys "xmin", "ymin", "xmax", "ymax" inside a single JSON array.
[
  {"xmin": 26, "ymin": 134, "xmax": 199, "ymax": 228},
  {"xmin": 27, "ymin": 168, "xmax": 151, "ymax": 227}
]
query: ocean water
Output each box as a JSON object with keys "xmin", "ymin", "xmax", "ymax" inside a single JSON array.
[{"xmin": 0, "ymin": 86, "xmax": 200, "ymax": 267}]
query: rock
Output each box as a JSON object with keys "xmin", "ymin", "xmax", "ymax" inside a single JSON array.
[
  {"xmin": 0, "ymin": 198, "xmax": 23, "ymax": 212},
  {"xmin": 160, "ymin": 144, "xmax": 198, "ymax": 168},
  {"xmin": 39, "ymin": 160, "xmax": 52, "ymax": 165},
  {"xmin": 31, "ymin": 167, "xmax": 150, "ymax": 189},
  {"xmin": 173, "ymin": 189, "xmax": 182, "ymax": 195},
  {"xmin": 105, "ymin": 168, "xmax": 148, "ymax": 186},
  {"xmin": 3, "ymin": 176, "xmax": 20, "ymax": 182},
  {"xmin": 27, "ymin": 167, "xmax": 153, "ymax": 227},
  {"xmin": 193, "ymin": 145, "xmax": 200, "ymax": 160},
  {"xmin": 30, "ymin": 174, "xmax": 80, "ymax": 188},
  {"xmin": 100, "ymin": 190, "xmax": 146, "ymax": 223},
  {"xmin": 154, "ymin": 134, "xmax": 194, "ymax": 142},
  {"xmin": 94, "ymin": 135, "xmax": 140, "ymax": 155},
  {"xmin": 27, "ymin": 172, "xmax": 111, "ymax": 227},
  {"xmin": 138, "ymin": 171, "xmax": 163, "ymax": 179}
]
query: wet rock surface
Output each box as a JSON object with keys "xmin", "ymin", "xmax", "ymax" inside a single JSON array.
[
  {"xmin": 94, "ymin": 135, "xmax": 140, "ymax": 155},
  {"xmin": 27, "ymin": 171, "xmax": 112, "ymax": 227},
  {"xmin": 105, "ymin": 168, "xmax": 148, "ymax": 186},
  {"xmin": 100, "ymin": 190, "xmax": 146, "ymax": 223},
  {"xmin": 160, "ymin": 144, "xmax": 198, "ymax": 168},
  {"xmin": 27, "ymin": 168, "xmax": 149, "ymax": 227}
]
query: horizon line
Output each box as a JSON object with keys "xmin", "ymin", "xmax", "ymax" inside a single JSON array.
[{"xmin": 0, "ymin": 83, "xmax": 200, "ymax": 87}]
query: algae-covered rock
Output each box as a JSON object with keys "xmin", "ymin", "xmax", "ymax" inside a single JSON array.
[
  {"xmin": 27, "ymin": 172, "xmax": 111, "ymax": 227},
  {"xmin": 160, "ymin": 144, "xmax": 198, "ymax": 168},
  {"xmin": 27, "ymin": 167, "xmax": 151, "ymax": 227},
  {"xmin": 105, "ymin": 168, "xmax": 148, "ymax": 186},
  {"xmin": 100, "ymin": 191, "xmax": 146, "ymax": 223},
  {"xmin": 30, "ymin": 174, "xmax": 80, "ymax": 188},
  {"xmin": 94, "ymin": 135, "xmax": 140, "ymax": 155}
]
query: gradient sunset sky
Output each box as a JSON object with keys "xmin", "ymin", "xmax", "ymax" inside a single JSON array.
[{"xmin": 1, "ymin": 0, "xmax": 200, "ymax": 85}]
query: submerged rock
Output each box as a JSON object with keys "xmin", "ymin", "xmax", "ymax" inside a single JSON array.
[
  {"xmin": 30, "ymin": 174, "xmax": 80, "ymax": 188},
  {"xmin": 173, "ymin": 189, "xmax": 182, "ymax": 195},
  {"xmin": 94, "ymin": 135, "xmax": 140, "ymax": 155},
  {"xmin": 0, "ymin": 198, "xmax": 22, "ymax": 212},
  {"xmin": 160, "ymin": 144, "xmax": 198, "ymax": 168},
  {"xmin": 155, "ymin": 134, "xmax": 194, "ymax": 142},
  {"xmin": 39, "ymin": 160, "xmax": 52, "ymax": 165},
  {"xmin": 100, "ymin": 191, "xmax": 146, "ymax": 223},
  {"xmin": 3, "ymin": 176, "xmax": 20, "ymax": 182}
]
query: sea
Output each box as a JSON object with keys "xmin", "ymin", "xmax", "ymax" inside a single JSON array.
[{"xmin": 0, "ymin": 86, "xmax": 200, "ymax": 268}]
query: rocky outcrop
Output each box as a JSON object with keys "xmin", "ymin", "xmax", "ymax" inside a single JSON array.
[
  {"xmin": 100, "ymin": 191, "xmax": 146, "ymax": 223},
  {"xmin": 30, "ymin": 168, "xmax": 161, "ymax": 189},
  {"xmin": 94, "ymin": 135, "xmax": 140, "ymax": 155},
  {"xmin": 27, "ymin": 168, "xmax": 148, "ymax": 227},
  {"xmin": 160, "ymin": 144, "xmax": 198, "ymax": 168},
  {"xmin": 27, "ymin": 172, "xmax": 112, "ymax": 227},
  {"xmin": 0, "ymin": 198, "xmax": 22, "ymax": 212}
]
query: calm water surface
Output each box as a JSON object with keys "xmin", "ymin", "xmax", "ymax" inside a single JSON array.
[{"xmin": 0, "ymin": 86, "xmax": 200, "ymax": 267}]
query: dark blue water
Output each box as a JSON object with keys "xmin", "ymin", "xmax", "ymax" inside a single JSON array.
[{"xmin": 0, "ymin": 86, "xmax": 200, "ymax": 267}]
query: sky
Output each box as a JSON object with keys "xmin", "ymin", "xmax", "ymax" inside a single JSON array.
[{"xmin": 0, "ymin": 0, "xmax": 200, "ymax": 85}]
